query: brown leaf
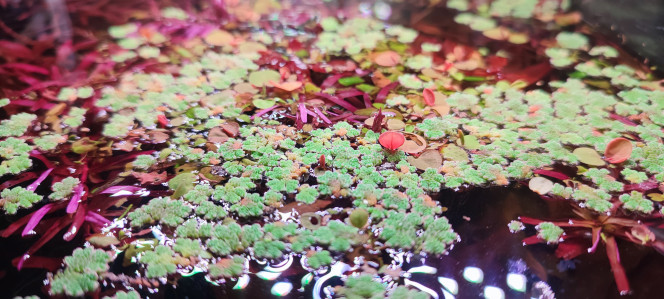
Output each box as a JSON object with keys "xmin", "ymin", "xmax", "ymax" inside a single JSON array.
[
  {"xmin": 399, "ymin": 133, "xmax": 427, "ymax": 154},
  {"xmin": 87, "ymin": 234, "xmax": 120, "ymax": 248},
  {"xmin": 221, "ymin": 121, "xmax": 240, "ymax": 137},
  {"xmin": 209, "ymin": 127, "xmax": 230, "ymax": 143},
  {"xmin": 407, "ymin": 150, "xmax": 443, "ymax": 170}
]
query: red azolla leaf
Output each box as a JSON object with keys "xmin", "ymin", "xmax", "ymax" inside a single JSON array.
[
  {"xmin": 604, "ymin": 137, "xmax": 632, "ymax": 164},
  {"xmin": 379, "ymin": 131, "xmax": 405, "ymax": 151},
  {"xmin": 422, "ymin": 88, "xmax": 435, "ymax": 106}
]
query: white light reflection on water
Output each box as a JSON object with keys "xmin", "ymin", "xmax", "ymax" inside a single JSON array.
[
  {"xmin": 506, "ymin": 273, "xmax": 527, "ymax": 292},
  {"xmin": 313, "ymin": 262, "xmax": 351, "ymax": 299},
  {"xmin": 438, "ymin": 277, "xmax": 459, "ymax": 295},
  {"xmin": 442, "ymin": 289, "xmax": 456, "ymax": 299},
  {"xmin": 264, "ymin": 255, "xmax": 293, "ymax": 273},
  {"xmin": 256, "ymin": 270, "xmax": 282, "ymax": 281},
  {"xmin": 407, "ymin": 265, "xmax": 438, "ymax": 275},
  {"xmin": 271, "ymin": 281, "xmax": 293, "ymax": 296},
  {"xmin": 233, "ymin": 275, "xmax": 250, "ymax": 290},
  {"xmin": 462, "ymin": 266, "xmax": 484, "ymax": 284},
  {"xmin": 405, "ymin": 278, "xmax": 439, "ymax": 299},
  {"xmin": 483, "ymin": 286, "xmax": 505, "ymax": 299}
]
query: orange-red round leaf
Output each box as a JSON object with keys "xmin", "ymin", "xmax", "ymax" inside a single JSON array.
[
  {"xmin": 379, "ymin": 131, "xmax": 405, "ymax": 151},
  {"xmin": 605, "ymin": 137, "xmax": 632, "ymax": 164}
]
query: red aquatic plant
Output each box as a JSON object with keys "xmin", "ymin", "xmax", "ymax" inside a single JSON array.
[{"xmin": 520, "ymin": 205, "xmax": 664, "ymax": 295}]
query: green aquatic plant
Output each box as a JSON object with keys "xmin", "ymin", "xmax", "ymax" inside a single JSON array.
[
  {"xmin": 49, "ymin": 247, "xmax": 111, "ymax": 296},
  {"xmin": 1, "ymin": 186, "xmax": 42, "ymax": 214}
]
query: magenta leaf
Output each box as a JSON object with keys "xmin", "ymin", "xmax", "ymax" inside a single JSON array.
[
  {"xmin": 21, "ymin": 203, "xmax": 55, "ymax": 237},
  {"xmin": 66, "ymin": 184, "xmax": 84, "ymax": 214},
  {"xmin": 26, "ymin": 168, "xmax": 53, "ymax": 192}
]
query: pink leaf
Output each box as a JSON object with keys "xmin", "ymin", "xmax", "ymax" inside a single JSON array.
[
  {"xmin": 313, "ymin": 107, "xmax": 331, "ymax": 124},
  {"xmin": 299, "ymin": 102, "xmax": 308, "ymax": 123},
  {"xmin": 66, "ymin": 185, "xmax": 84, "ymax": 214},
  {"xmin": 21, "ymin": 203, "xmax": 54, "ymax": 237},
  {"xmin": 26, "ymin": 168, "xmax": 53, "ymax": 191}
]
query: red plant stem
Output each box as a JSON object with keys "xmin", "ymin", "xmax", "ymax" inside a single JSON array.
[{"xmin": 604, "ymin": 236, "xmax": 631, "ymax": 294}]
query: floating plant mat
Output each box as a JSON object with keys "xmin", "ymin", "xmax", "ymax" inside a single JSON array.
[{"xmin": 1, "ymin": 0, "xmax": 664, "ymax": 298}]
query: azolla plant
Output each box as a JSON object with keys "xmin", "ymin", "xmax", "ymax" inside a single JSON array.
[{"xmin": 1, "ymin": 0, "xmax": 664, "ymax": 297}]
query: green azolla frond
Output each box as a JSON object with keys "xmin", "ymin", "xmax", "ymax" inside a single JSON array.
[
  {"xmin": 183, "ymin": 184, "xmax": 213, "ymax": 204},
  {"xmin": 196, "ymin": 200, "xmax": 228, "ymax": 220},
  {"xmin": 139, "ymin": 245, "xmax": 179, "ymax": 278},
  {"xmin": 420, "ymin": 168, "xmax": 444, "ymax": 192},
  {"xmin": 50, "ymin": 270, "xmax": 99, "ymax": 297},
  {"xmin": 208, "ymin": 256, "xmax": 245, "ymax": 279},
  {"xmin": 264, "ymin": 222, "xmax": 298, "ymax": 240},
  {"xmin": 176, "ymin": 219, "xmax": 212, "ymax": 238},
  {"xmin": 421, "ymin": 217, "xmax": 458, "ymax": 254},
  {"xmin": 619, "ymin": 191, "xmax": 654, "ymax": 214},
  {"xmin": 128, "ymin": 197, "xmax": 192, "ymax": 227},
  {"xmin": 49, "ymin": 177, "xmax": 80, "ymax": 200},
  {"xmin": 253, "ymin": 239, "xmax": 286, "ymax": 259},
  {"xmin": 306, "ymin": 250, "xmax": 333, "ymax": 269},
  {"xmin": 621, "ymin": 168, "xmax": 648, "ymax": 184},
  {"xmin": 213, "ymin": 177, "xmax": 255, "ymax": 204},
  {"xmin": 1, "ymin": 186, "xmax": 42, "ymax": 214},
  {"xmin": 0, "ymin": 137, "xmax": 33, "ymax": 176},
  {"xmin": 33, "ymin": 134, "xmax": 65, "ymax": 151},
  {"xmin": 317, "ymin": 171, "xmax": 353, "ymax": 195},
  {"xmin": 64, "ymin": 247, "xmax": 110, "ymax": 273},
  {"xmin": 389, "ymin": 286, "xmax": 429, "ymax": 299},
  {"xmin": 50, "ymin": 247, "xmax": 111, "ymax": 296},
  {"xmin": 536, "ymin": 222, "xmax": 564, "ymax": 243},
  {"xmin": 133, "ymin": 154, "xmax": 156, "ymax": 170},
  {"xmin": 296, "ymin": 185, "xmax": 320, "ymax": 204},
  {"xmin": 230, "ymin": 193, "xmax": 265, "ymax": 217},
  {"xmin": 555, "ymin": 32, "xmax": 588, "ymax": 50},
  {"xmin": 62, "ymin": 107, "xmax": 88, "ymax": 128},
  {"xmin": 0, "ymin": 112, "xmax": 36, "ymax": 137},
  {"xmin": 173, "ymin": 238, "xmax": 208, "ymax": 258},
  {"xmin": 103, "ymin": 290, "xmax": 141, "ymax": 299},
  {"xmin": 314, "ymin": 220, "xmax": 360, "ymax": 251},
  {"xmin": 337, "ymin": 274, "xmax": 385, "ymax": 299},
  {"xmin": 103, "ymin": 114, "xmax": 134, "ymax": 138}
]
